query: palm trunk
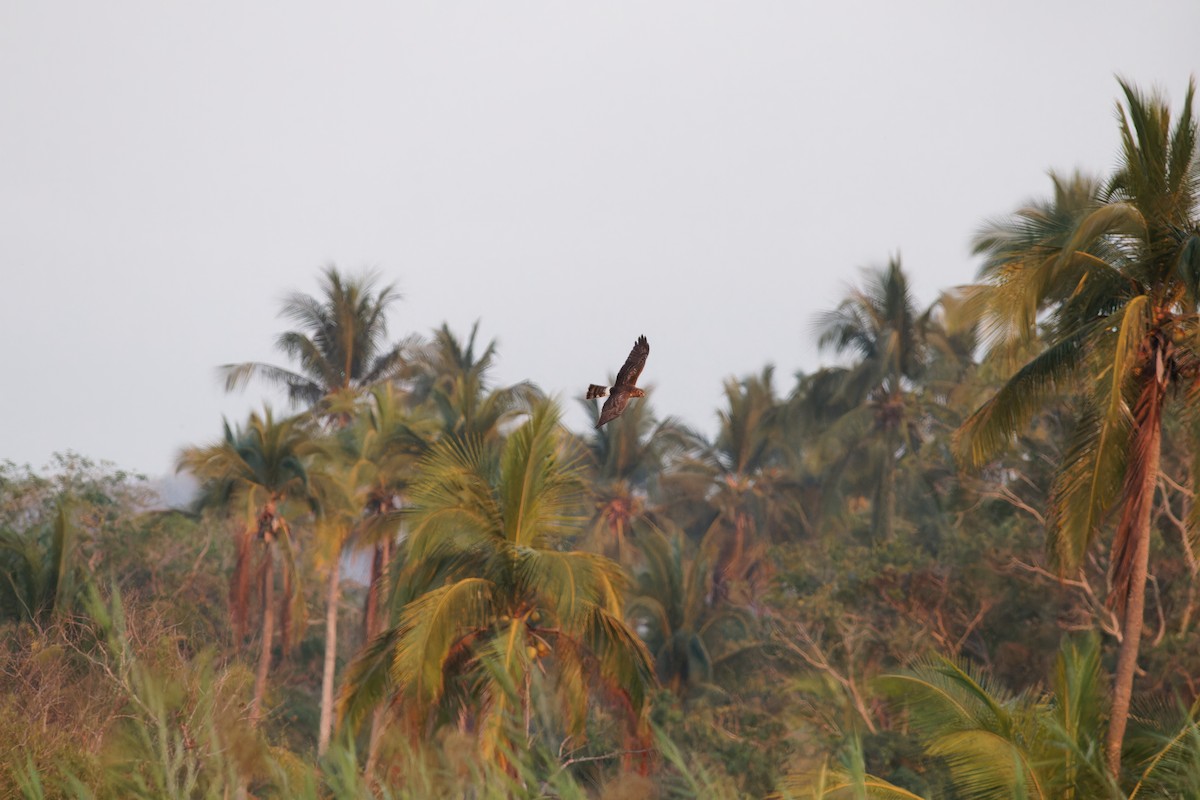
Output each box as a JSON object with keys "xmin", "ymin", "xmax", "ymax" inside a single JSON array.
[
  {"xmin": 1105, "ymin": 392, "xmax": 1163, "ymax": 776},
  {"xmin": 318, "ymin": 554, "xmax": 341, "ymax": 755},
  {"xmin": 365, "ymin": 536, "xmax": 393, "ymax": 777},
  {"xmin": 249, "ymin": 543, "xmax": 275, "ymax": 726},
  {"xmin": 364, "ymin": 544, "xmax": 383, "ymax": 641},
  {"xmin": 872, "ymin": 439, "xmax": 897, "ymax": 542},
  {"xmin": 615, "ymin": 515, "xmax": 625, "ymax": 564},
  {"xmin": 364, "ymin": 704, "xmax": 388, "ymax": 781}
]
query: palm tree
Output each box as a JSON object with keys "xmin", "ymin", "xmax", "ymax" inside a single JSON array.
[
  {"xmin": 321, "ymin": 384, "xmax": 435, "ymax": 766},
  {"xmin": 957, "ymin": 79, "xmax": 1199, "ymax": 774},
  {"xmin": 220, "ymin": 266, "xmax": 410, "ymax": 420},
  {"xmin": 811, "ymin": 257, "xmax": 938, "ymax": 541},
  {"xmin": 662, "ymin": 368, "xmax": 799, "ymax": 603},
  {"xmin": 407, "ymin": 321, "xmax": 540, "ymax": 442},
  {"xmin": 338, "ymin": 401, "xmax": 656, "ymax": 764},
  {"xmin": 348, "ymin": 383, "xmax": 437, "ymax": 640},
  {"xmin": 625, "ymin": 526, "xmax": 753, "ymax": 695},
  {"xmin": 580, "ymin": 389, "xmax": 696, "ymax": 563},
  {"xmin": 882, "ymin": 634, "xmax": 1115, "ymax": 800},
  {"xmin": 178, "ymin": 407, "xmax": 314, "ymax": 725},
  {"xmin": 306, "ymin": 451, "xmax": 362, "ymax": 755}
]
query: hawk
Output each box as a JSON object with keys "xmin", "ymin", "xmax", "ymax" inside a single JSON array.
[{"xmin": 587, "ymin": 335, "xmax": 650, "ymax": 428}]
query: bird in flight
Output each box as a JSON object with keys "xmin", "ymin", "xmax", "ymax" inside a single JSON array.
[{"xmin": 587, "ymin": 335, "xmax": 650, "ymax": 428}]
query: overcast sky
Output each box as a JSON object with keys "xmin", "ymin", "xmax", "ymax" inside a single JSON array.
[{"xmin": 2, "ymin": 2, "xmax": 1196, "ymax": 478}]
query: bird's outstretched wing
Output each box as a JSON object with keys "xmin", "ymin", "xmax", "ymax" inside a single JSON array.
[
  {"xmin": 613, "ymin": 335, "xmax": 650, "ymax": 388},
  {"xmin": 596, "ymin": 394, "xmax": 626, "ymax": 428}
]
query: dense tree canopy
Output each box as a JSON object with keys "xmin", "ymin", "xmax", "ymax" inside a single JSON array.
[{"xmin": 4, "ymin": 78, "xmax": 1200, "ymax": 799}]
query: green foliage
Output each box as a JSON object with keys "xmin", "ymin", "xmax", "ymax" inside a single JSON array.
[
  {"xmin": 7, "ymin": 83, "xmax": 1200, "ymax": 796},
  {"xmin": 0, "ymin": 504, "xmax": 84, "ymax": 625},
  {"xmin": 340, "ymin": 400, "xmax": 656, "ymax": 766},
  {"xmin": 960, "ymin": 77, "xmax": 1200, "ymax": 772}
]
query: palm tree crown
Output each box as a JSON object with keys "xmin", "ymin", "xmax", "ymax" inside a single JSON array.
[
  {"xmin": 178, "ymin": 407, "xmax": 316, "ymax": 724},
  {"xmin": 339, "ymin": 401, "xmax": 655, "ymax": 760},
  {"xmin": 810, "ymin": 258, "xmax": 938, "ymax": 540},
  {"xmin": 221, "ymin": 266, "xmax": 408, "ymax": 411},
  {"xmin": 958, "ymin": 78, "xmax": 1199, "ymax": 774}
]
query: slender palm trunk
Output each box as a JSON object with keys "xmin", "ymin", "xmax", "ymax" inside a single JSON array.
[
  {"xmin": 249, "ymin": 543, "xmax": 275, "ymax": 726},
  {"xmin": 318, "ymin": 554, "xmax": 341, "ymax": 755},
  {"xmin": 365, "ymin": 706, "xmax": 388, "ymax": 780},
  {"xmin": 364, "ymin": 544, "xmax": 383, "ymax": 641},
  {"xmin": 873, "ymin": 434, "xmax": 897, "ymax": 542},
  {"xmin": 1105, "ymin": 392, "xmax": 1163, "ymax": 775},
  {"xmin": 365, "ymin": 536, "xmax": 393, "ymax": 778},
  {"xmin": 615, "ymin": 515, "xmax": 625, "ymax": 565}
]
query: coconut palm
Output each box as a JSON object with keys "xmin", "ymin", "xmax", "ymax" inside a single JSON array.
[
  {"xmin": 178, "ymin": 407, "xmax": 315, "ymax": 725},
  {"xmin": 407, "ymin": 321, "xmax": 540, "ymax": 442},
  {"xmin": 220, "ymin": 266, "xmax": 410, "ymax": 420},
  {"xmin": 319, "ymin": 384, "xmax": 435, "ymax": 765},
  {"xmin": 957, "ymin": 79, "xmax": 1200, "ymax": 773},
  {"xmin": 347, "ymin": 383, "xmax": 437, "ymax": 639},
  {"xmin": 882, "ymin": 634, "xmax": 1115, "ymax": 800},
  {"xmin": 580, "ymin": 390, "xmax": 697, "ymax": 563},
  {"xmin": 662, "ymin": 368, "xmax": 800, "ymax": 604},
  {"xmin": 625, "ymin": 526, "xmax": 753, "ymax": 695},
  {"xmin": 305, "ymin": 452, "xmax": 364, "ymax": 755},
  {"xmin": 338, "ymin": 401, "xmax": 655, "ymax": 764},
  {"xmin": 811, "ymin": 257, "xmax": 940, "ymax": 541}
]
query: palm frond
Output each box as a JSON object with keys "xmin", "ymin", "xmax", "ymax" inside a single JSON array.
[
  {"xmin": 1175, "ymin": 234, "xmax": 1200, "ymax": 308},
  {"xmin": 955, "ymin": 329, "xmax": 1090, "ymax": 468},
  {"xmin": 583, "ymin": 606, "xmax": 657, "ymax": 716},
  {"xmin": 1061, "ymin": 203, "xmax": 1147, "ymax": 264},
  {"xmin": 405, "ymin": 436, "xmax": 503, "ymax": 560},
  {"xmin": 499, "ymin": 402, "xmax": 587, "ymax": 547},
  {"xmin": 514, "ymin": 548, "xmax": 621, "ymax": 629},
  {"xmin": 391, "ymin": 577, "xmax": 495, "ymax": 706},
  {"xmin": 926, "ymin": 730, "xmax": 1042, "ymax": 800},
  {"xmin": 776, "ymin": 734, "xmax": 930, "ymax": 799},
  {"xmin": 218, "ymin": 361, "xmax": 317, "ymax": 400},
  {"xmin": 337, "ymin": 626, "xmax": 402, "ymax": 733},
  {"xmin": 1051, "ymin": 633, "xmax": 1104, "ymax": 750},
  {"xmin": 1048, "ymin": 297, "xmax": 1148, "ymax": 571}
]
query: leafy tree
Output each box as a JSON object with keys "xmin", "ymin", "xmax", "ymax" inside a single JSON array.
[
  {"xmin": 958, "ymin": 79, "xmax": 1200, "ymax": 773},
  {"xmin": 0, "ymin": 455, "xmax": 152, "ymax": 627}
]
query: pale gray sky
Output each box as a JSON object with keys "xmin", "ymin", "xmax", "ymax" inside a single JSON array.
[{"xmin": 1, "ymin": 2, "xmax": 1196, "ymax": 477}]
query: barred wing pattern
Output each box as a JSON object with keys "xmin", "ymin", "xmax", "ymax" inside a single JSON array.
[{"xmin": 590, "ymin": 335, "xmax": 650, "ymax": 428}]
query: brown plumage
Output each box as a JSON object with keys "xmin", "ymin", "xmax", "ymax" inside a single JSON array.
[{"xmin": 588, "ymin": 335, "xmax": 649, "ymax": 428}]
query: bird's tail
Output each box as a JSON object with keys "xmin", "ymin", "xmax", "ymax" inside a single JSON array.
[{"xmin": 586, "ymin": 384, "xmax": 608, "ymax": 400}]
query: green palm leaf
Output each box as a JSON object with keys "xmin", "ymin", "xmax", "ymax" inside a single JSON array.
[
  {"xmin": 514, "ymin": 548, "xmax": 621, "ymax": 628},
  {"xmin": 956, "ymin": 328, "xmax": 1090, "ymax": 468},
  {"xmin": 500, "ymin": 402, "xmax": 586, "ymax": 547},
  {"xmin": 391, "ymin": 577, "xmax": 496, "ymax": 706}
]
